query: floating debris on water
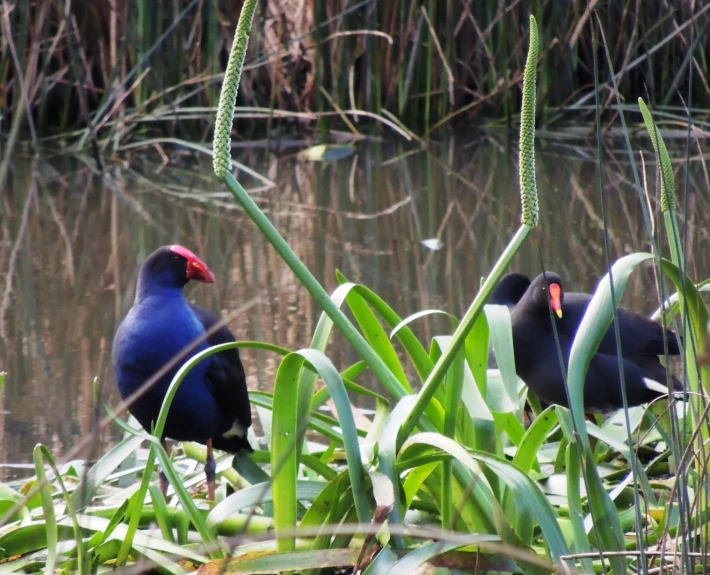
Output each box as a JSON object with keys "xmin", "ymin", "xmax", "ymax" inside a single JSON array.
[{"xmin": 300, "ymin": 144, "xmax": 356, "ymax": 162}]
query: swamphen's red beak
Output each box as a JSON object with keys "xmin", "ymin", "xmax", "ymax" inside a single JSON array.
[{"xmin": 170, "ymin": 245, "xmax": 216, "ymax": 283}]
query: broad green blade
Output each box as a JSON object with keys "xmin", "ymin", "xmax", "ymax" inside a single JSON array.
[
  {"xmin": 33, "ymin": 446, "xmax": 58, "ymax": 575},
  {"xmin": 378, "ymin": 395, "xmax": 417, "ymax": 548},
  {"xmin": 208, "ymin": 481, "xmax": 326, "ymax": 526},
  {"xmin": 401, "ymin": 433, "xmax": 569, "ymax": 561},
  {"xmin": 565, "ymin": 443, "xmax": 593, "ymax": 573},
  {"xmin": 272, "ymin": 349, "xmax": 371, "ymax": 554},
  {"xmin": 33, "ymin": 445, "xmax": 87, "ymax": 575},
  {"xmin": 335, "ymin": 271, "xmax": 434, "ymax": 382},
  {"xmin": 71, "ymin": 435, "xmax": 143, "ymax": 510},
  {"xmin": 199, "ymin": 548, "xmax": 360, "ymax": 574},
  {"xmin": 59, "ymin": 514, "xmax": 207, "ymax": 562},
  {"xmin": 484, "ymin": 304, "xmax": 519, "ymax": 411}
]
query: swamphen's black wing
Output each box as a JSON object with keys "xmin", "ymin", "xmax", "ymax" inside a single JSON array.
[{"xmin": 189, "ymin": 302, "xmax": 252, "ymax": 452}]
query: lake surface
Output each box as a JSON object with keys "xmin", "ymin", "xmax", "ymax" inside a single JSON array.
[{"xmin": 1, "ymin": 136, "xmax": 709, "ymax": 475}]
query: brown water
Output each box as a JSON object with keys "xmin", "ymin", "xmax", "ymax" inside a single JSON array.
[{"xmin": 1, "ymin": 137, "xmax": 709, "ymax": 475}]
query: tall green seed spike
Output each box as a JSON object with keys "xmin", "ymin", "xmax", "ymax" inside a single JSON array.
[
  {"xmin": 519, "ymin": 15, "xmax": 540, "ymax": 227},
  {"xmin": 638, "ymin": 98, "xmax": 675, "ymax": 213},
  {"xmin": 213, "ymin": 0, "xmax": 259, "ymax": 178}
]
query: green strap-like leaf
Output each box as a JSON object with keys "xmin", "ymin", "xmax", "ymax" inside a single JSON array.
[
  {"xmin": 335, "ymin": 271, "xmax": 435, "ymax": 382},
  {"xmin": 564, "ymin": 443, "xmax": 593, "ymax": 572},
  {"xmin": 383, "ymin": 538, "xmax": 500, "ymax": 575},
  {"xmin": 71, "ymin": 434, "xmax": 143, "ymax": 510},
  {"xmin": 401, "ymin": 433, "xmax": 569, "ymax": 562},
  {"xmin": 272, "ymin": 349, "xmax": 372, "ymax": 554},
  {"xmin": 378, "ymin": 396, "xmax": 418, "ymax": 548},
  {"xmin": 34, "ymin": 445, "xmax": 88, "ymax": 575},
  {"xmin": 208, "ymin": 481, "xmax": 326, "ymax": 526},
  {"xmin": 33, "ymin": 446, "xmax": 58, "ymax": 575}
]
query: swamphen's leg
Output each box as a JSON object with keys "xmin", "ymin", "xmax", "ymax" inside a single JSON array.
[
  {"xmin": 205, "ymin": 439, "xmax": 216, "ymax": 501},
  {"xmin": 159, "ymin": 439, "xmax": 170, "ymax": 496}
]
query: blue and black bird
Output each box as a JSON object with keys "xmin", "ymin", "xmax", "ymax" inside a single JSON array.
[{"xmin": 112, "ymin": 245, "xmax": 252, "ymax": 500}]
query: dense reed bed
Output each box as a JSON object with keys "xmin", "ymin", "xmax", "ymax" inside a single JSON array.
[{"xmin": 1, "ymin": 0, "xmax": 710, "ymax": 147}]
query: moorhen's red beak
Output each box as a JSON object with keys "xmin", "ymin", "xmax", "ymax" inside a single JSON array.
[
  {"xmin": 170, "ymin": 245, "xmax": 216, "ymax": 283},
  {"xmin": 549, "ymin": 283, "xmax": 562, "ymax": 318}
]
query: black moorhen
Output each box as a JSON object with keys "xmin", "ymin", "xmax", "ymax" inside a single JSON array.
[
  {"xmin": 113, "ymin": 245, "xmax": 252, "ymax": 500},
  {"xmin": 511, "ymin": 271, "xmax": 682, "ymax": 411}
]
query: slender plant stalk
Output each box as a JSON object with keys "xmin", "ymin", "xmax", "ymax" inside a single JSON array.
[
  {"xmin": 399, "ymin": 15, "xmax": 540, "ymax": 441},
  {"xmin": 639, "ymin": 99, "xmax": 706, "ymax": 398},
  {"xmin": 640, "ymin": 98, "xmax": 710, "ymax": 565},
  {"xmin": 212, "ymin": 0, "xmax": 424, "ymax": 410},
  {"xmin": 221, "ymin": 171, "xmax": 411, "ymax": 403}
]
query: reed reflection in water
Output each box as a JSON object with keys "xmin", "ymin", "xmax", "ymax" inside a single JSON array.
[{"xmin": 1, "ymin": 137, "xmax": 708, "ymax": 475}]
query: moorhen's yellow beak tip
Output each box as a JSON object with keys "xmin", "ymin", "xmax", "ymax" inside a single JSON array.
[{"xmin": 555, "ymin": 309, "xmax": 563, "ymax": 318}]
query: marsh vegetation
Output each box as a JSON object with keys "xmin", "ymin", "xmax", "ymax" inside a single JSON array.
[{"xmin": 2, "ymin": 2, "xmax": 710, "ymax": 574}]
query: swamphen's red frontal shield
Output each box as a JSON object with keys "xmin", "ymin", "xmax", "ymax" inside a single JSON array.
[{"xmin": 112, "ymin": 245, "xmax": 252, "ymax": 500}]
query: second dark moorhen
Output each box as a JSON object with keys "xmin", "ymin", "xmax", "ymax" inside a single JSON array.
[
  {"xmin": 511, "ymin": 271, "xmax": 682, "ymax": 411},
  {"xmin": 488, "ymin": 273, "xmax": 532, "ymax": 308}
]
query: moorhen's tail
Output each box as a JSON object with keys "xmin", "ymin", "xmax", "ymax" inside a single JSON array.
[
  {"xmin": 583, "ymin": 352, "xmax": 682, "ymax": 411},
  {"xmin": 627, "ymin": 353, "xmax": 685, "ymax": 400}
]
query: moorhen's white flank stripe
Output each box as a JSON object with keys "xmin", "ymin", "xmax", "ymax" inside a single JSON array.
[{"xmin": 642, "ymin": 378, "xmax": 670, "ymax": 395}]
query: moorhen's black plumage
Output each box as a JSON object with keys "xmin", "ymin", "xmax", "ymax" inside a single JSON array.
[
  {"xmin": 511, "ymin": 271, "xmax": 682, "ymax": 411},
  {"xmin": 112, "ymin": 245, "xmax": 252, "ymax": 500},
  {"xmin": 488, "ymin": 273, "xmax": 532, "ymax": 308},
  {"xmin": 487, "ymin": 273, "xmax": 533, "ymax": 370}
]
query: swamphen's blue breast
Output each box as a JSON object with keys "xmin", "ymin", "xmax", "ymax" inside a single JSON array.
[
  {"xmin": 113, "ymin": 292, "xmax": 222, "ymax": 441},
  {"xmin": 112, "ymin": 245, "xmax": 251, "ymax": 450}
]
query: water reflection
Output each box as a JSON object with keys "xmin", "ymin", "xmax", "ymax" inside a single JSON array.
[{"xmin": 0, "ymin": 138, "xmax": 708, "ymax": 474}]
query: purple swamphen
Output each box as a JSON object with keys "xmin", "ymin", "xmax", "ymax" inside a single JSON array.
[
  {"xmin": 510, "ymin": 271, "xmax": 683, "ymax": 412},
  {"xmin": 112, "ymin": 245, "xmax": 252, "ymax": 500}
]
